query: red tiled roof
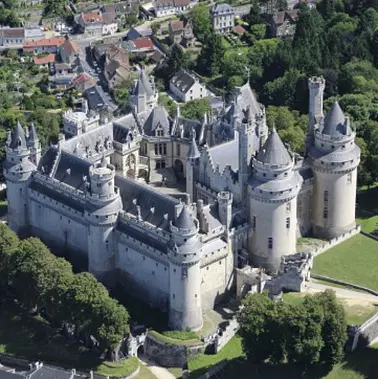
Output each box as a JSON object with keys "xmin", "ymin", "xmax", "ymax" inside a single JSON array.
[
  {"xmin": 170, "ymin": 21, "xmax": 184, "ymax": 32},
  {"xmin": 33, "ymin": 53, "xmax": 56, "ymax": 65},
  {"xmin": 23, "ymin": 37, "xmax": 65, "ymax": 49},
  {"xmin": 173, "ymin": 0, "xmax": 191, "ymax": 6},
  {"xmin": 133, "ymin": 37, "xmax": 154, "ymax": 50},
  {"xmin": 72, "ymin": 73, "xmax": 95, "ymax": 85},
  {"xmin": 81, "ymin": 11, "xmax": 103, "ymax": 24},
  {"xmin": 232, "ymin": 25, "xmax": 245, "ymax": 35},
  {"xmin": 61, "ymin": 38, "xmax": 81, "ymax": 56}
]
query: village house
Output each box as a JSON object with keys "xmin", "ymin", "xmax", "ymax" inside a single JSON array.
[
  {"xmin": 23, "ymin": 37, "xmax": 65, "ymax": 54},
  {"xmin": 101, "ymin": 0, "xmax": 139, "ymax": 28},
  {"xmin": 24, "ymin": 27, "xmax": 45, "ymax": 42},
  {"xmin": 168, "ymin": 18, "xmax": 195, "ymax": 47},
  {"xmin": 75, "ymin": 11, "xmax": 104, "ymax": 36},
  {"xmin": 104, "ymin": 44, "xmax": 131, "ymax": 90},
  {"xmin": 0, "ymin": 27, "xmax": 25, "ymax": 46},
  {"xmin": 126, "ymin": 25, "xmax": 152, "ymax": 40},
  {"xmin": 211, "ymin": 3, "xmax": 235, "ymax": 34},
  {"xmin": 153, "ymin": 0, "xmax": 193, "ymax": 18},
  {"xmin": 122, "ymin": 37, "xmax": 155, "ymax": 54},
  {"xmin": 33, "ymin": 53, "xmax": 56, "ymax": 69},
  {"xmin": 102, "ymin": 12, "xmax": 118, "ymax": 35},
  {"xmin": 271, "ymin": 9, "xmax": 300, "ymax": 38},
  {"xmin": 169, "ymin": 68, "xmax": 208, "ymax": 102},
  {"xmin": 59, "ymin": 38, "xmax": 82, "ymax": 65}
]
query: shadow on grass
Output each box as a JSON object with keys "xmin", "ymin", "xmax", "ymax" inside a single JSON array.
[{"xmin": 0, "ymin": 299, "xmax": 101, "ymax": 371}]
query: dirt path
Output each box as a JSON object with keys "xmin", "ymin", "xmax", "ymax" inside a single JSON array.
[{"xmin": 138, "ymin": 356, "xmax": 176, "ymax": 379}]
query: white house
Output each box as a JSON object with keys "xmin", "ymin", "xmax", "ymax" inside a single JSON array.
[
  {"xmin": 211, "ymin": 3, "xmax": 235, "ymax": 34},
  {"xmin": 153, "ymin": 0, "xmax": 193, "ymax": 18},
  {"xmin": 169, "ymin": 69, "xmax": 208, "ymax": 102}
]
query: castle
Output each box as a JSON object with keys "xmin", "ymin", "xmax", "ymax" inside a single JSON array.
[{"xmin": 3, "ymin": 73, "xmax": 360, "ymax": 331}]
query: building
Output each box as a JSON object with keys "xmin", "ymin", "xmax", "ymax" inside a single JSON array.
[
  {"xmin": 271, "ymin": 9, "xmax": 300, "ymax": 38},
  {"xmin": 101, "ymin": 0, "xmax": 139, "ymax": 28},
  {"xmin": 59, "ymin": 37, "xmax": 82, "ymax": 65},
  {"xmin": 169, "ymin": 69, "xmax": 208, "ymax": 102},
  {"xmin": 122, "ymin": 37, "xmax": 155, "ymax": 54},
  {"xmin": 4, "ymin": 75, "xmax": 360, "ymax": 331},
  {"xmin": 153, "ymin": 0, "xmax": 193, "ymax": 18},
  {"xmin": 168, "ymin": 18, "xmax": 195, "ymax": 47},
  {"xmin": 211, "ymin": 3, "xmax": 235, "ymax": 34},
  {"xmin": 0, "ymin": 27, "xmax": 25, "ymax": 46},
  {"xmin": 102, "ymin": 12, "xmax": 118, "ymax": 35},
  {"xmin": 126, "ymin": 26, "xmax": 153, "ymax": 40},
  {"xmin": 24, "ymin": 27, "xmax": 44, "ymax": 41},
  {"xmin": 75, "ymin": 11, "xmax": 104, "ymax": 36},
  {"xmin": 33, "ymin": 53, "xmax": 56, "ymax": 69},
  {"xmin": 103, "ymin": 44, "xmax": 131, "ymax": 90},
  {"xmin": 23, "ymin": 37, "xmax": 65, "ymax": 54}
]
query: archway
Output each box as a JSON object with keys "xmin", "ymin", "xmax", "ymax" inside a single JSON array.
[
  {"xmin": 240, "ymin": 283, "xmax": 252, "ymax": 298},
  {"xmin": 138, "ymin": 168, "xmax": 148, "ymax": 183},
  {"xmin": 174, "ymin": 159, "xmax": 184, "ymax": 179},
  {"xmin": 137, "ymin": 345, "xmax": 144, "ymax": 358}
]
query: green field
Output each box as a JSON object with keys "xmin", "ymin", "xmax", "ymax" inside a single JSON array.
[
  {"xmin": 283, "ymin": 293, "xmax": 378, "ymax": 325},
  {"xmin": 357, "ymin": 215, "xmax": 378, "ymax": 233},
  {"xmin": 312, "ymin": 234, "xmax": 378, "ymax": 291}
]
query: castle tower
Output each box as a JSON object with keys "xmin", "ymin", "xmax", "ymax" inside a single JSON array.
[
  {"xmin": 307, "ymin": 76, "xmax": 325, "ymax": 146},
  {"xmin": 27, "ymin": 122, "xmax": 41, "ymax": 166},
  {"xmin": 186, "ymin": 132, "xmax": 200, "ymax": 202},
  {"xmin": 309, "ymin": 101, "xmax": 360, "ymax": 239},
  {"xmin": 248, "ymin": 128, "xmax": 303, "ymax": 273},
  {"xmin": 131, "ymin": 70, "xmax": 157, "ymax": 114},
  {"xmin": 168, "ymin": 205, "xmax": 203, "ymax": 331},
  {"xmin": 85, "ymin": 157, "xmax": 122, "ymax": 284},
  {"xmin": 217, "ymin": 191, "xmax": 233, "ymax": 231},
  {"xmin": 238, "ymin": 106, "xmax": 255, "ymax": 203},
  {"xmin": 3, "ymin": 121, "xmax": 36, "ymax": 235}
]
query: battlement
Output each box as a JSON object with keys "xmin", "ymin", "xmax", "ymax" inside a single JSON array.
[
  {"xmin": 218, "ymin": 191, "xmax": 233, "ymax": 203},
  {"xmin": 308, "ymin": 76, "xmax": 325, "ymax": 88},
  {"xmin": 89, "ymin": 163, "xmax": 115, "ymax": 181}
]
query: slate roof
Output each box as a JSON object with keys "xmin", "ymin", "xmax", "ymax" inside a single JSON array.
[
  {"xmin": 38, "ymin": 146, "xmax": 59, "ymax": 176},
  {"xmin": 170, "ymin": 69, "xmax": 195, "ymax": 94},
  {"xmin": 256, "ymin": 128, "xmax": 291, "ymax": 166},
  {"xmin": 102, "ymin": 11, "xmax": 117, "ymax": 25},
  {"xmin": 102, "ymin": 1, "xmax": 139, "ymax": 14},
  {"xmin": 29, "ymin": 365, "xmax": 74, "ymax": 379},
  {"xmin": 172, "ymin": 117, "xmax": 203, "ymax": 141},
  {"xmin": 115, "ymin": 175, "xmax": 179, "ymax": 230},
  {"xmin": 273, "ymin": 9, "xmax": 299, "ymax": 26},
  {"xmin": 113, "ymin": 114, "xmax": 138, "ymax": 143},
  {"xmin": 29, "ymin": 122, "xmax": 38, "ymax": 143},
  {"xmin": 175, "ymin": 205, "xmax": 195, "ymax": 229},
  {"xmin": 142, "ymin": 106, "xmax": 172, "ymax": 136},
  {"xmin": 134, "ymin": 70, "xmax": 154, "ymax": 97},
  {"xmin": 10, "ymin": 121, "xmax": 27, "ymax": 149},
  {"xmin": 187, "ymin": 135, "xmax": 200, "ymax": 159},
  {"xmin": 208, "ymin": 138, "xmax": 239, "ymax": 172},
  {"xmin": 322, "ymin": 101, "xmax": 352, "ymax": 138},
  {"xmin": 85, "ymin": 86, "xmax": 105, "ymax": 111},
  {"xmin": 1, "ymin": 27, "xmax": 24, "ymax": 38},
  {"xmin": 211, "ymin": 3, "xmax": 234, "ymax": 15},
  {"xmin": 232, "ymin": 82, "xmax": 262, "ymax": 118}
]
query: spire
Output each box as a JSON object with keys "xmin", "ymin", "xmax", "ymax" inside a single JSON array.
[
  {"xmin": 9, "ymin": 120, "xmax": 27, "ymax": 150},
  {"xmin": 256, "ymin": 128, "xmax": 291, "ymax": 166},
  {"xmin": 322, "ymin": 101, "xmax": 352, "ymax": 138},
  {"xmin": 135, "ymin": 69, "xmax": 154, "ymax": 97},
  {"xmin": 187, "ymin": 130, "xmax": 200, "ymax": 159},
  {"xmin": 29, "ymin": 122, "xmax": 38, "ymax": 143},
  {"xmin": 174, "ymin": 205, "xmax": 196, "ymax": 230},
  {"xmin": 101, "ymin": 155, "xmax": 107, "ymax": 167}
]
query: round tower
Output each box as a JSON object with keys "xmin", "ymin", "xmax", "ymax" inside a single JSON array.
[
  {"xmin": 3, "ymin": 121, "xmax": 36, "ymax": 235},
  {"xmin": 248, "ymin": 128, "xmax": 303, "ymax": 273},
  {"xmin": 85, "ymin": 157, "xmax": 122, "ymax": 285},
  {"xmin": 168, "ymin": 205, "xmax": 203, "ymax": 331},
  {"xmin": 309, "ymin": 101, "xmax": 360, "ymax": 239},
  {"xmin": 217, "ymin": 191, "xmax": 233, "ymax": 231},
  {"xmin": 307, "ymin": 76, "xmax": 326, "ymax": 145}
]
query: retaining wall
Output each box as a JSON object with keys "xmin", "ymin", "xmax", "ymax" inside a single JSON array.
[{"xmin": 351, "ymin": 312, "xmax": 378, "ymax": 351}]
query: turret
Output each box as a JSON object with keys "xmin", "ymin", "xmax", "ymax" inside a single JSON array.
[
  {"xmin": 168, "ymin": 205, "xmax": 203, "ymax": 331},
  {"xmin": 217, "ymin": 191, "xmax": 233, "ymax": 231},
  {"xmin": 186, "ymin": 131, "xmax": 200, "ymax": 202},
  {"xmin": 3, "ymin": 121, "xmax": 36, "ymax": 235},
  {"xmin": 248, "ymin": 128, "xmax": 303, "ymax": 273},
  {"xmin": 308, "ymin": 101, "xmax": 360, "ymax": 239},
  {"xmin": 131, "ymin": 70, "xmax": 157, "ymax": 114},
  {"xmin": 307, "ymin": 76, "xmax": 325, "ymax": 147},
  {"xmin": 85, "ymin": 157, "xmax": 122, "ymax": 284},
  {"xmin": 27, "ymin": 122, "xmax": 41, "ymax": 166}
]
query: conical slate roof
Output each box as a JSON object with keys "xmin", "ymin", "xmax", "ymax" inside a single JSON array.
[
  {"xmin": 135, "ymin": 70, "xmax": 154, "ymax": 97},
  {"xmin": 187, "ymin": 135, "xmax": 200, "ymax": 159},
  {"xmin": 29, "ymin": 122, "xmax": 38, "ymax": 142},
  {"xmin": 256, "ymin": 128, "xmax": 291, "ymax": 166},
  {"xmin": 10, "ymin": 120, "xmax": 27, "ymax": 149},
  {"xmin": 175, "ymin": 205, "xmax": 196, "ymax": 229},
  {"xmin": 322, "ymin": 101, "xmax": 352, "ymax": 138}
]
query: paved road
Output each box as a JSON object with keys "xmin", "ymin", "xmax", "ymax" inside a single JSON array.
[
  {"xmin": 138, "ymin": 356, "xmax": 177, "ymax": 379},
  {"xmin": 306, "ymin": 280, "xmax": 378, "ymax": 302}
]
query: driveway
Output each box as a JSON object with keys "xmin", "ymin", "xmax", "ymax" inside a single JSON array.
[{"xmin": 138, "ymin": 355, "xmax": 177, "ymax": 379}]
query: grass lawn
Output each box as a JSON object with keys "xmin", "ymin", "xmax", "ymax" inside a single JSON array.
[
  {"xmin": 188, "ymin": 336, "xmax": 244, "ymax": 378},
  {"xmin": 166, "ymin": 367, "xmax": 183, "ymax": 378},
  {"xmin": 224, "ymin": 47, "xmax": 249, "ymax": 59},
  {"xmin": 0, "ymin": 301, "xmax": 138, "ymax": 377},
  {"xmin": 135, "ymin": 364, "xmax": 157, "ymax": 379},
  {"xmin": 356, "ymin": 215, "xmax": 378, "ymax": 233},
  {"xmin": 148, "ymin": 330, "xmax": 202, "ymax": 346},
  {"xmin": 312, "ymin": 234, "xmax": 378, "ymax": 291},
  {"xmin": 282, "ymin": 292, "xmax": 378, "ymax": 325}
]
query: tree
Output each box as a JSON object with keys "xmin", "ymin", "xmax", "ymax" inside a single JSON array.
[
  {"xmin": 189, "ymin": 4, "xmax": 212, "ymax": 43},
  {"xmin": 181, "ymin": 98, "xmax": 211, "ymax": 120},
  {"xmin": 166, "ymin": 44, "xmax": 189, "ymax": 75},
  {"xmin": 246, "ymin": 0, "xmax": 261, "ymax": 25},
  {"xmin": 0, "ymin": 224, "xmax": 19, "ymax": 292},
  {"xmin": 197, "ymin": 33, "xmax": 225, "ymax": 76}
]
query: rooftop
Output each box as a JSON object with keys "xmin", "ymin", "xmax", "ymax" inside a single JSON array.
[
  {"xmin": 33, "ymin": 53, "xmax": 56, "ymax": 65},
  {"xmin": 170, "ymin": 68, "xmax": 196, "ymax": 94},
  {"xmin": 23, "ymin": 37, "xmax": 65, "ymax": 49}
]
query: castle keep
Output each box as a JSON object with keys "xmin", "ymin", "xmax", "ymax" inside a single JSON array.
[{"xmin": 4, "ymin": 74, "xmax": 360, "ymax": 331}]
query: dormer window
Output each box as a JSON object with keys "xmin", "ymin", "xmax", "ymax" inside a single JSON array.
[{"xmin": 156, "ymin": 126, "xmax": 164, "ymax": 137}]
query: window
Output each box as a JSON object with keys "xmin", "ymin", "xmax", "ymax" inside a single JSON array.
[
  {"xmin": 177, "ymin": 143, "xmax": 180, "ymax": 156},
  {"xmin": 323, "ymin": 207, "xmax": 328, "ymax": 219},
  {"xmin": 324, "ymin": 190, "xmax": 328, "ymax": 203},
  {"xmin": 286, "ymin": 217, "xmax": 290, "ymax": 229},
  {"xmin": 154, "ymin": 144, "xmax": 158, "ymax": 155},
  {"xmin": 97, "ymin": 183, "xmax": 101, "ymax": 187},
  {"xmin": 347, "ymin": 173, "xmax": 352, "ymax": 185},
  {"xmin": 181, "ymin": 267, "xmax": 188, "ymax": 279},
  {"xmin": 268, "ymin": 238, "xmax": 273, "ymax": 249},
  {"xmin": 286, "ymin": 203, "xmax": 291, "ymax": 212},
  {"xmin": 252, "ymin": 216, "xmax": 256, "ymax": 229}
]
